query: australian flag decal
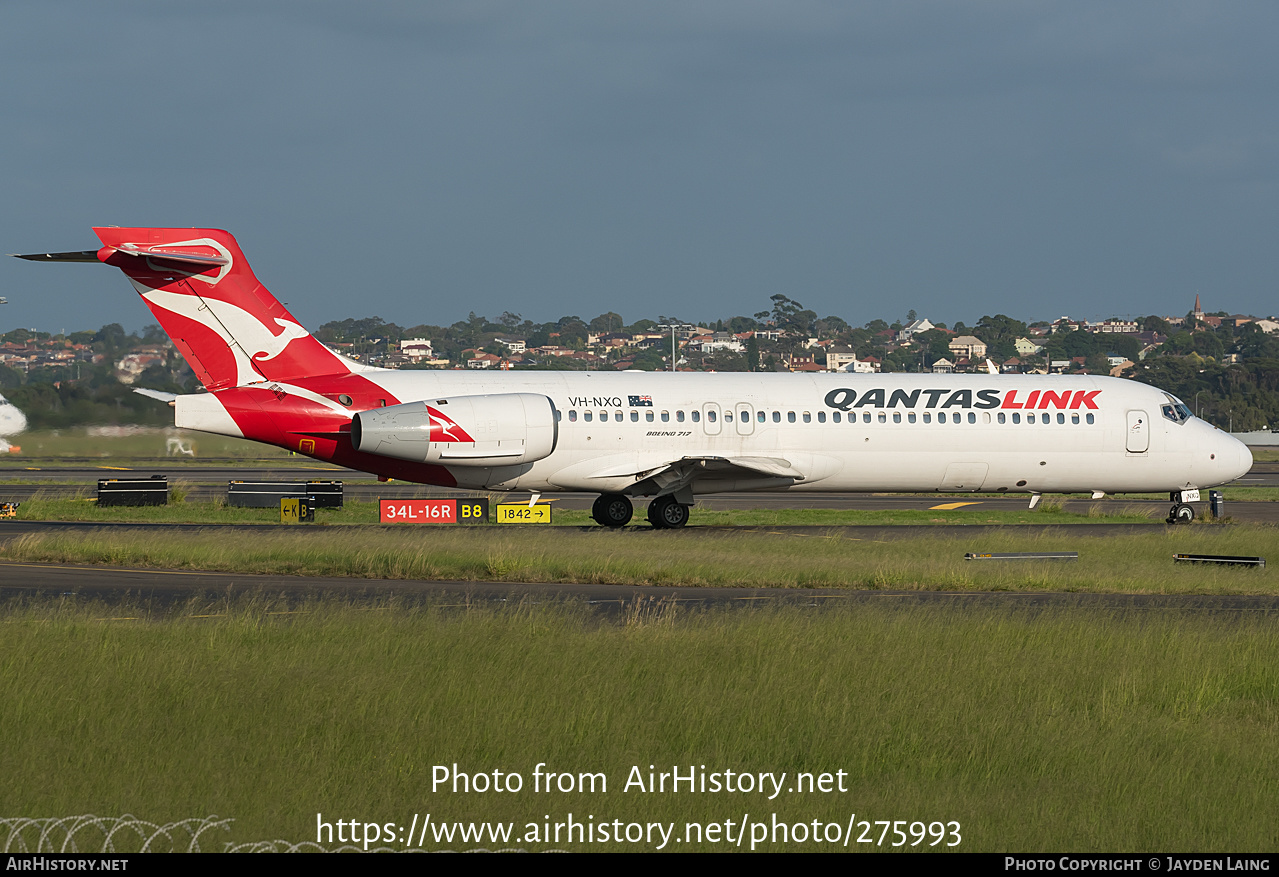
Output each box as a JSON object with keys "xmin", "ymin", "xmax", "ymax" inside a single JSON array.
[{"xmin": 628, "ymin": 395, "xmax": 653, "ymax": 406}]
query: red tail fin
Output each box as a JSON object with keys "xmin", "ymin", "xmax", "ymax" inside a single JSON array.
[{"xmin": 93, "ymin": 227, "xmax": 356, "ymax": 390}]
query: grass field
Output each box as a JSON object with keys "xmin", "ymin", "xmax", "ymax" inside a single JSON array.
[
  {"xmin": 3, "ymin": 442, "xmax": 1276, "ymax": 852},
  {"xmin": 2, "ymin": 598, "xmax": 1277, "ymax": 852},
  {"xmin": 3, "ymin": 520, "xmax": 1277, "ymax": 595}
]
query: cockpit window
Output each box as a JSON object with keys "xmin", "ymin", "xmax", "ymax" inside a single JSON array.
[{"xmin": 1161, "ymin": 394, "xmax": 1192, "ymax": 425}]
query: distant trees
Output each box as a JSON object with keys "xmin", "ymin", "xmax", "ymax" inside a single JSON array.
[
  {"xmin": 316, "ymin": 316, "xmax": 404, "ymax": 344},
  {"xmin": 588, "ymin": 312, "xmax": 624, "ymax": 334},
  {"xmin": 1130, "ymin": 358, "xmax": 1279, "ymax": 431},
  {"xmin": 972, "ymin": 314, "xmax": 1029, "ymax": 360}
]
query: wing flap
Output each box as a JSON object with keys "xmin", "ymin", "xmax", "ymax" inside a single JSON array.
[{"xmin": 586, "ymin": 454, "xmax": 795, "ymax": 480}]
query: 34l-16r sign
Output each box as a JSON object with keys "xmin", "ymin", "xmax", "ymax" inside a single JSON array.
[{"xmin": 379, "ymin": 498, "xmax": 489, "ymax": 523}]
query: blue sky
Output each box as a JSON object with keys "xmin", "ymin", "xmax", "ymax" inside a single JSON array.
[{"xmin": 3, "ymin": 1, "xmax": 1277, "ymax": 334}]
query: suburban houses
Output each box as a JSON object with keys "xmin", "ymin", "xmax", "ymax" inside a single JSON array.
[{"xmin": 5, "ymin": 295, "xmax": 1279, "ymax": 431}]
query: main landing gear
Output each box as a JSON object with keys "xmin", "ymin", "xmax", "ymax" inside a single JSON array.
[
  {"xmin": 591, "ymin": 493, "xmax": 691, "ymax": 529},
  {"xmin": 647, "ymin": 495, "xmax": 690, "ymax": 529},
  {"xmin": 591, "ymin": 493, "xmax": 633, "ymax": 528}
]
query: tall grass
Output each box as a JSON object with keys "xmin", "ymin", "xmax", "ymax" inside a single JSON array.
[{"xmin": 2, "ymin": 599, "xmax": 1277, "ymax": 851}]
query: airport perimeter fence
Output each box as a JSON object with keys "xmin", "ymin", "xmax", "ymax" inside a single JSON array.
[{"xmin": 0, "ymin": 814, "xmax": 535, "ymax": 853}]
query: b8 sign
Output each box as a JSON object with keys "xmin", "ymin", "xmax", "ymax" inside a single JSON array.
[{"xmin": 379, "ymin": 498, "xmax": 489, "ymax": 523}]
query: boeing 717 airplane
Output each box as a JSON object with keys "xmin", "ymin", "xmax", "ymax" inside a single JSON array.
[{"xmin": 14, "ymin": 227, "xmax": 1252, "ymax": 527}]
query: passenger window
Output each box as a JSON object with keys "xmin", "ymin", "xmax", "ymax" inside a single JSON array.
[
  {"xmin": 863, "ymin": 411, "xmax": 871, "ymax": 423},
  {"xmin": 1071, "ymin": 413, "xmax": 1079, "ymax": 424},
  {"xmin": 569, "ymin": 410, "xmax": 578, "ymax": 422},
  {"xmin": 724, "ymin": 411, "xmax": 732, "ymax": 422},
  {"xmin": 998, "ymin": 412, "xmax": 1006, "ymax": 424},
  {"xmin": 923, "ymin": 412, "xmax": 931, "ymax": 423},
  {"xmin": 1086, "ymin": 413, "xmax": 1095, "ymax": 424},
  {"xmin": 982, "ymin": 412, "xmax": 991, "ymax": 423},
  {"xmin": 707, "ymin": 410, "xmax": 717, "ymax": 423},
  {"xmin": 893, "ymin": 412, "xmax": 901, "ymax": 423},
  {"xmin": 661, "ymin": 411, "xmax": 670, "ymax": 422},
  {"xmin": 692, "ymin": 411, "xmax": 701, "ymax": 423},
  {"xmin": 968, "ymin": 412, "xmax": 976, "ymax": 424},
  {"xmin": 631, "ymin": 411, "xmax": 639, "ymax": 422},
  {"xmin": 803, "ymin": 412, "xmax": 812, "ymax": 423},
  {"xmin": 1027, "ymin": 413, "xmax": 1036, "ymax": 424},
  {"xmin": 584, "ymin": 411, "xmax": 593, "ymax": 422},
  {"xmin": 1057, "ymin": 413, "xmax": 1065, "ymax": 424},
  {"xmin": 757, "ymin": 411, "xmax": 766, "ymax": 423},
  {"xmin": 833, "ymin": 411, "xmax": 842, "ymax": 423},
  {"xmin": 599, "ymin": 411, "xmax": 608, "ymax": 422},
  {"xmin": 646, "ymin": 411, "xmax": 654, "ymax": 422},
  {"xmin": 773, "ymin": 411, "xmax": 781, "ymax": 423},
  {"xmin": 818, "ymin": 411, "xmax": 826, "ymax": 423},
  {"xmin": 908, "ymin": 412, "xmax": 916, "ymax": 423},
  {"xmin": 939, "ymin": 412, "xmax": 947, "ymax": 423},
  {"xmin": 1012, "ymin": 413, "xmax": 1020, "ymax": 424},
  {"xmin": 615, "ymin": 410, "xmax": 623, "ymax": 421},
  {"xmin": 878, "ymin": 412, "xmax": 886, "ymax": 423},
  {"xmin": 676, "ymin": 411, "xmax": 684, "ymax": 422},
  {"xmin": 788, "ymin": 412, "xmax": 796, "ymax": 423}
]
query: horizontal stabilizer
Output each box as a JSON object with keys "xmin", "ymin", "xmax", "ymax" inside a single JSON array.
[
  {"xmin": 13, "ymin": 245, "xmax": 230, "ymax": 267},
  {"xmin": 10, "ymin": 250, "xmax": 101, "ymax": 262},
  {"xmin": 133, "ymin": 388, "xmax": 178, "ymax": 404}
]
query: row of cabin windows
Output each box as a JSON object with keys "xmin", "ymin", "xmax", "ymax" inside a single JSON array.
[{"xmin": 560, "ymin": 409, "xmax": 1097, "ymax": 425}]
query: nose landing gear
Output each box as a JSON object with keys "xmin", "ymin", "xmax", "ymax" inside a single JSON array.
[{"xmin": 1166, "ymin": 490, "xmax": 1201, "ymax": 525}]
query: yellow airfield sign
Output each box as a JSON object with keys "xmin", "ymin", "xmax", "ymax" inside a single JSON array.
[
  {"xmin": 496, "ymin": 503, "xmax": 553, "ymax": 524},
  {"xmin": 280, "ymin": 497, "xmax": 314, "ymax": 523}
]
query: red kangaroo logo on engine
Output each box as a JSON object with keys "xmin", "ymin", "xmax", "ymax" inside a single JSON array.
[{"xmin": 426, "ymin": 406, "xmax": 475, "ymax": 443}]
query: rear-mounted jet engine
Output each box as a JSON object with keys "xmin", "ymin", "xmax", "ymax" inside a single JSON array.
[{"xmin": 351, "ymin": 393, "xmax": 557, "ymax": 467}]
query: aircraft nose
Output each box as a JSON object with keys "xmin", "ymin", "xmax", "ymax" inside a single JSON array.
[
  {"xmin": 1234, "ymin": 437, "xmax": 1254, "ymax": 480},
  {"xmin": 1219, "ymin": 433, "xmax": 1252, "ymax": 482}
]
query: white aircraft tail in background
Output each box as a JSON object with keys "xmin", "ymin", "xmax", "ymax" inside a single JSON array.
[{"xmin": 0, "ymin": 392, "xmax": 27, "ymax": 453}]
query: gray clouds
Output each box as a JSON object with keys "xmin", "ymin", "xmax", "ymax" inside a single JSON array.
[{"xmin": 3, "ymin": 1, "xmax": 1277, "ymax": 334}]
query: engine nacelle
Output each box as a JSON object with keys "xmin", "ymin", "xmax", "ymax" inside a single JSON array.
[{"xmin": 351, "ymin": 393, "xmax": 558, "ymax": 467}]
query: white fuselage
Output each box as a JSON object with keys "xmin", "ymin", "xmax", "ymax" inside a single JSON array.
[{"xmin": 273, "ymin": 370, "xmax": 1251, "ymax": 496}]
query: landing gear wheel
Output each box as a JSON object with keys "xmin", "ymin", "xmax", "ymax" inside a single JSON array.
[
  {"xmin": 1167, "ymin": 503, "xmax": 1195, "ymax": 525},
  {"xmin": 591, "ymin": 493, "xmax": 633, "ymax": 528},
  {"xmin": 647, "ymin": 495, "xmax": 690, "ymax": 529}
]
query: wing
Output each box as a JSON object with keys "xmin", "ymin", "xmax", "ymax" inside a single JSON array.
[{"xmin": 555, "ymin": 452, "xmax": 841, "ymax": 498}]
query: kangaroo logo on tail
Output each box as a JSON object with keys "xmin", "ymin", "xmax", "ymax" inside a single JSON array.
[{"xmin": 136, "ymin": 288, "xmax": 312, "ymax": 386}]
